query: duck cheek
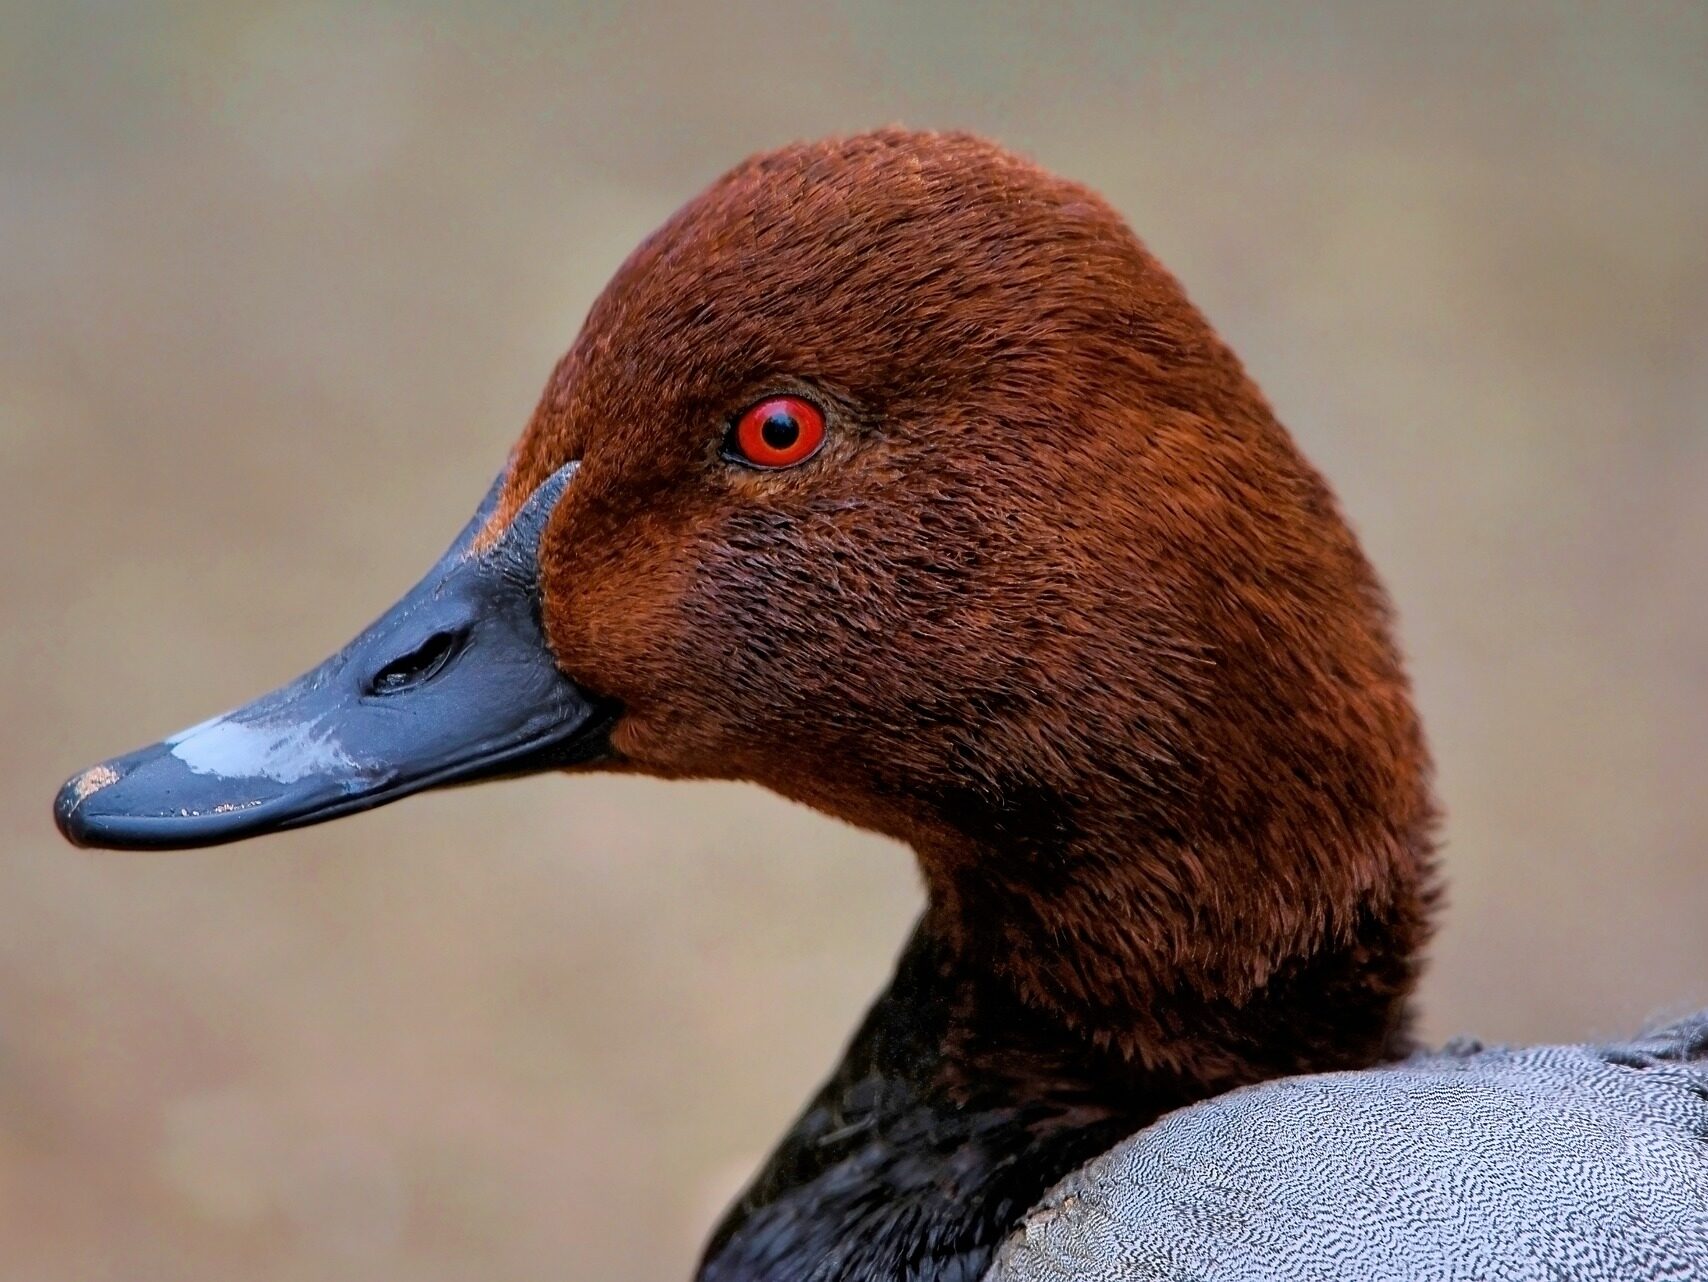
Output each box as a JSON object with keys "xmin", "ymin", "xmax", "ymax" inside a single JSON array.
[
  {"xmin": 577, "ymin": 649, "xmax": 776, "ymax": 779},
  {"xmin": 604, "ymin": 710, "xmax": 718, "ymax": 776},
  {"xmin": 537, "ymin": 604, "xmax": 728, "ymax": 776}
]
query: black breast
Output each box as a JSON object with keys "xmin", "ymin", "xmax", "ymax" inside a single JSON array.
[{"xmin": 696, "ymin": 919, "xmax": 1179, "ymax": 1282}]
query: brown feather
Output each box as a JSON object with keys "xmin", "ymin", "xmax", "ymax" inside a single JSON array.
[{"xmin": 504, "ymin": 126, "xmax": 1435, "ymax": 1083}]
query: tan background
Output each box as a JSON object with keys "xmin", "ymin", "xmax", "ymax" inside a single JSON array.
[{"xmin": 3, "ymin": 3, "xmax": 1706, "ymax": 1279}]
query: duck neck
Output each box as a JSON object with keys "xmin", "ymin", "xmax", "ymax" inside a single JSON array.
[
  {"xmin": 920, "ymin": 820, "xmax": 1426, "ymax": 1089},
  {"xmin": 699, "ymin": 827, "xmax": 1424, "ymax": 1282},
  {"xmin": 698, "ymin": 911, "xmax": 1157, "ymax": 1282}
]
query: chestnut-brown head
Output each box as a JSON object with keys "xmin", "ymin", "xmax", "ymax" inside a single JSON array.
[{"xmin": 55, "ymin": 130, "xmax": 1434, "ymax": 1069}]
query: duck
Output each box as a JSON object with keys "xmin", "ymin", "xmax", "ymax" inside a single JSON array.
[{"xmin": 52, "ymin": 129, "xmax": 1707, "ymax": 1281}]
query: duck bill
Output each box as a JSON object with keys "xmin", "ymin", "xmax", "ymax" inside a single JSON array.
[{"xmin": 53, "ymin": 461, "xmax": 612, "ymax": 852}]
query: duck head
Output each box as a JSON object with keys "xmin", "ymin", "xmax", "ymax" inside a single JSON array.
[{"xmin": 56, "ymin": 131, "xmax": 1434, "ymax": 1073}]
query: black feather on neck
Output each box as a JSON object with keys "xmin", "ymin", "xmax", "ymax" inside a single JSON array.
[
  {"xmin": 698, "ymin": 891, "xmax": 1417, "ymax": 1282},
  {"xmin": 698, "ymin": 916, "xmax": 1186, "ymax": 1282}
]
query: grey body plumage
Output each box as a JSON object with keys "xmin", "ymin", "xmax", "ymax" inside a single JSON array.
[{"xmin": 989, "ymin": 1014, "xmax": 1708, "ymax": 1282}]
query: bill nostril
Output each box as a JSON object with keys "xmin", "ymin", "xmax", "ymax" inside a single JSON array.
[{"xmin": 367, "ymin": 628, "xmax": 465, "ymax": 696}]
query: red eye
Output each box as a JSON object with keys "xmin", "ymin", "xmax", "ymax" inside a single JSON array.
[{"xmin": 732, "ymin": 396, "xmax": 826, "ymax": 469}]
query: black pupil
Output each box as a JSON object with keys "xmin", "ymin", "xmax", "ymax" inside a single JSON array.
[{"xmin": 760, "ymin": 411, "xmax": 799, "ymax": 452}]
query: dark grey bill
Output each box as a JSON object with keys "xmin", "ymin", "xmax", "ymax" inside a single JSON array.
[{"xmin": 53, "ymin": 460, "xmax": 615, "ymax": 851}]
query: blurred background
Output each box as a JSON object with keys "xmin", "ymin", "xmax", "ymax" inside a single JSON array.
[{"xmin": 3, "ymin": 2, "xmax": 1705, "ymax": 1278}]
